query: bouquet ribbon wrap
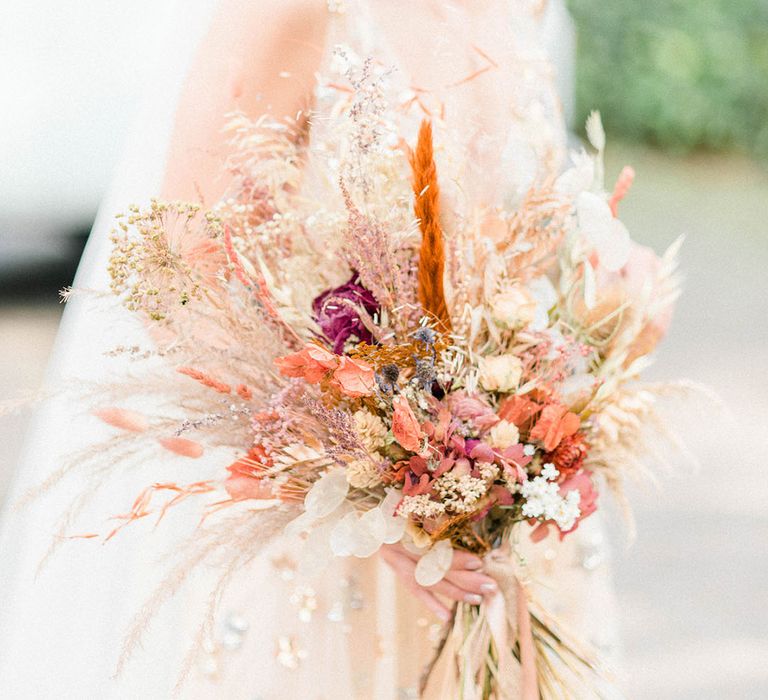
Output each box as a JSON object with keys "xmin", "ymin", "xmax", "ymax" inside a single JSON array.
[{"xmin": 422, "ymin": 544, "xmax": 538, "ymax": 699}]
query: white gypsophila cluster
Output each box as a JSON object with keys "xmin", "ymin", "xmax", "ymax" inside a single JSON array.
[
  {"xmin": 433, "ymin": 472, "xmax": 489, "ymax": 514},
  {"xmin": 523, "ymin": 444, "xmax": 536, "ymax": 457},
  {"xmin": 520, "ymin": 464, "xmax": 581, "ymax": 532},
  {"xmin": 351, "ymin": 410, "xmax": 388, "ymax": 453},
  {"xmin": 399, "ymin": 494, "xmax": 446, "ymax": 520},
  {"xmin": 541, "ymin": 462, "xmax": 560, "ymax": 481}
]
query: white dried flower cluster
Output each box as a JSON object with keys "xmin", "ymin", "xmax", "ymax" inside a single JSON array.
[
  {"xmin": 488, "ymin": 420, "xmax": 520, "ymax": 449},
  {"xmin": 352, "ymin": 410, "xmax": 388, "ymax": 453},
  {"xmin": 399, "ymin": 382, "xmax": 431, "ymax": 412},
  {"xmin": 433, "ymin": 473, "xmax": 489, "ymax": 514},
  {"xmin": 477, "ymin": 462, "xmax": 500, "ymax": 481},
  {"xmin": 399, "ymin": 494, "xmax": 446, "ymax": 520},
  {"xmin": 345, "ymin": 458, "xmax": 383, "ymax": 489},
  {"xmin": 541, "ymin": 462, "xmax": 560, "ymax": 480},
  {"xmin": 520, "ymin": 466, "xmax": 581, "ymax": 532}
]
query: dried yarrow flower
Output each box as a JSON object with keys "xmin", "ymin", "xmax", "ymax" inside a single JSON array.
[{"xmin": 109, "ymin": 200, "xmax": 225, "ymax": 321}]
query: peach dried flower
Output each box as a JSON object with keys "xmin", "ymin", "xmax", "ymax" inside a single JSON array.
[
  {"xmin": 274, "ymin": 344, "xmax": 338, "ymax": 383},
  {"xmin": 391, "ymin": 395, "xmax": 424, "ymax": 453},
  {"xmin": 529, "ymin": 404, "xmax": 580, "ymax": 452},
  {"xmin": 329, "ymin": 357, "xmax": 376, "ymax": 397}
]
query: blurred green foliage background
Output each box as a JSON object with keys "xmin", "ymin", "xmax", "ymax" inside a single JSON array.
[{"xmin": 568, "ymin": 0, "xmax": 768, "ymax": 158}]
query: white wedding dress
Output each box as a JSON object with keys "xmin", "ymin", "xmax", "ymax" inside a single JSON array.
[{"xmin": 0, "ymin": 2, "xmax": 622, "ymax": 698}]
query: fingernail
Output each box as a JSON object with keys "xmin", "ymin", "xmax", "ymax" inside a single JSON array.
[
  {"xmin": 480, "ymin": 582, "xmax": 497, "ymax": 594},
  {"xmin": 464, "ymin": 593, "xmax": 483, "ymax": 605},
  {"xmin": 465, "ymin": 558, "xmax": 483, "ymax": 570}
]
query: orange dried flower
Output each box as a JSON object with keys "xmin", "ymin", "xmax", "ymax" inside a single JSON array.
[
  {"xmin": 274, "ymin": 344, "xmax": 338, "ymax": 383},
  {"xmin": 235, "ymin": 384, "xmax": 253, "ymax": 400},
  {"xmin": 543, "ymin": 432, "xmax": 588, "ymax": 479},
  {"xmin": 391, "ymin": 395, "xmax": 424, "ymax": 452},
  {"xmin": 529, "ymin": 404, "xmax": 580, "ymax": 452},
  {"xmin": 497, "ymin": 395, "xmax": 541, "ymax": 433},
  {"xmin": 329, "ymin": 356, "xmax": 376, "ymax": 398},
  {"xmin": 225, "ymin": 445, "xmax": 274, "ymax": 500}
]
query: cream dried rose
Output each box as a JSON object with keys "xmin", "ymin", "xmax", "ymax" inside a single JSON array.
[
  {"xmin": 490, "ymin": 285, "xmax": 537, "ymax": 328},
  {"xmin": 488, "ymin": 419, "xmax": 520, "ymax": 449},
  {"xmin": 478, "ymin": 355, "xmax": 523, "ymax": 393}
]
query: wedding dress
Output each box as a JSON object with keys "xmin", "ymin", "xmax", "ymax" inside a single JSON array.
[{"xmin": 0, "ymin": 2, "xmax": 622, "ymax": 698}]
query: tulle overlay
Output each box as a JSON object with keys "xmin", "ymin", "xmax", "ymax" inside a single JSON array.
[{"xmin": 0, "ymin": 1, "xmax": 625, "ymax": 697}]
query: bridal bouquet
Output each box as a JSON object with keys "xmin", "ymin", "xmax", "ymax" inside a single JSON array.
[{"xmin": 83, "ymin": 64, "xmax": 682, "ymax": 697}]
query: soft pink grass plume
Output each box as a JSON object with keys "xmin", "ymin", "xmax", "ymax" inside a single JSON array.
[
  {"xmin": 158, "ymin": 437, "xmax": 204, "ymax": 458},
  {"xmin": 93, "ymin": 407, "xmax": 149, "ymax": 433}
]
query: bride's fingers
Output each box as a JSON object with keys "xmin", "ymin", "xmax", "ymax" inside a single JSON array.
[
  {"xmin": 445, "ymin": 569, "xmax": 497, "ymax": 596},
  {"xmin": 381, "ymin": 544, "xmax": 484, "ymax": 573},
  {"xmin": 427, "ymin": 578, "xmax": 482, "ymax": 605},
  {"xmin": 450, "ymin": 550, "xmax": 484, "ymax": 571},
  {"xmin": 380, "ymin": 546, "xmax": 491, "ymax": 617}
]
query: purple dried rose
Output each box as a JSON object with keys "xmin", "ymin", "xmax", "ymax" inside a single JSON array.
[{"xmin": 312, "ymin": 273, "xmax": 380, "ymax": 354}]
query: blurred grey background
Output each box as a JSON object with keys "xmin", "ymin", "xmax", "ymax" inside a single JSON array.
[{"xmin": 1, "ymin": 2, "xmax": 766, "ymax": 698}]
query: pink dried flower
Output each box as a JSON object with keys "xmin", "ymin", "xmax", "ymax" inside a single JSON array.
[
  {"xmin": 404, "ymin": 472, "xmax": 432, "ymax": 496},
  {"xmin": 468, "ymin": 442, "xmax": 495, "ymax": 463},
  {"xmin": 449, "ymin": 392, "xmax": 498, "ymax": 429}
]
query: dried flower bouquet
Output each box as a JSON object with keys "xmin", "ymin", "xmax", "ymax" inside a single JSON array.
[{"xmin": 62, "ymin": 60, "xmax": 686, "ymax": 697}]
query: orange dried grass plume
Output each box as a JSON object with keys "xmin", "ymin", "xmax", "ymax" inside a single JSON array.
[
  {"xmin": 410, "ymin": 120, "xmax": 452, "ymax": 333},
  {"xmin": 177, "ymin": 366, "xmax": 232, "ymax": 394}
]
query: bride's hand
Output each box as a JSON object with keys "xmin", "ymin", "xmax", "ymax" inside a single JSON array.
[{"xmin": 379, "ymin": 543, "xmax": 498, "ymax": 622}]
